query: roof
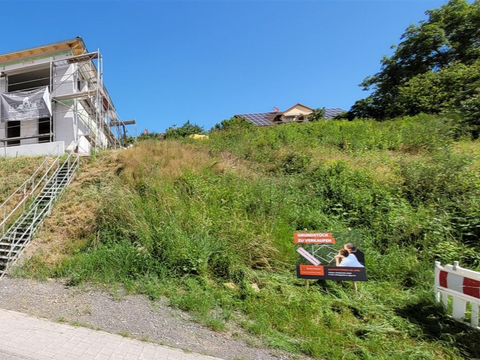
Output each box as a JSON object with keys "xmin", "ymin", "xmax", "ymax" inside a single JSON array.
[
  {"xmin": 283, "ymin": 103, "xmax": 314, "ymax": 114},
  {"xmin": 324, "ymin": 108, "xmax": 345, "ymax": 119},
  {"xmin": 235, "ymin": 112, "xmax": 276, "ymax": 126},
  {"xmin": 0, "ymin": 37, "xmax": 87, "ymax": 65},
  {"xmin": 236, "ymin": 107, "xmax": 346, "ymax": 126}
]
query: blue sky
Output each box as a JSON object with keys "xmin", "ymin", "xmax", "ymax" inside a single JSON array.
[{"xmin": 0, "ymin": 0, "xmax": 448, "ymax": 133}]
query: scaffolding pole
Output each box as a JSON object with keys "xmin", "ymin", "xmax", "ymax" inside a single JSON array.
[{"xmin": 0, "ymin": 48, "xmax": 133, "ymax": 152}]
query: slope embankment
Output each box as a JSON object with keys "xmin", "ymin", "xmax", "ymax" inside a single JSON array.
[{"xmin": 9, "ymin": 115, "xmax": 480, "ymax": 359}]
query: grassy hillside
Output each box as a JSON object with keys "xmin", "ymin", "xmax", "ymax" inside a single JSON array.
[
  {"xmin": 0, "ymin": 156, "xmax": 47, "ymax": 203},
  {"xmin": 17, "ymin": 114, "xmax": 480, "ymax": 359}
]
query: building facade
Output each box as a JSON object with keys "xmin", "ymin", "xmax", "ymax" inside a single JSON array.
[{"xmin": 0, "ymin": 37, "xmax": 126, "ymax": 157}]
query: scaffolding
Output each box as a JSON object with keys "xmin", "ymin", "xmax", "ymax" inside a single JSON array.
[
  {"xmin": 51, "ymin": 50, "xmax": 119, "ymax": 152},
  {"xmin": 0, "ymin": 40, "xmax": 134, "ymax": 155}
]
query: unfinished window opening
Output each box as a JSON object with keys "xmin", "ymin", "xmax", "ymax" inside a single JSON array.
[
  {"xmin": 38, "ymin": 117, "xmax": 52, "ymax": 143},
  {"xmin": 7, "ymin": 121, "xmax": 20, "ymax": 146},
  {"xmin": 8, "ymin": 67, "xmax": 50, "ymax": 92}
]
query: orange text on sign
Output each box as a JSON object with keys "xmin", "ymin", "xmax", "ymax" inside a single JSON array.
[
  {"xmin": 294, "ymin": 233, "xmax": 335, "ymax": 244},
  {"xmin": 299, "ymin": 265, "xmax": 325, "ymax": 276}
]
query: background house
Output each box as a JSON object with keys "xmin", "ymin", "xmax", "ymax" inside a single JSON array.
[
  {"xmin": 0, "ymin": 37, "xmax": 134, "ymax": 157},
  {"xmin": 234, "ymin": 103, "xmax": 344, "ymax": 126}
]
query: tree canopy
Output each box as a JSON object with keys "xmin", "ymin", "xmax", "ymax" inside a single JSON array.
[
  {"xmin": 212, "ymin": 116, "xmax": 254, "ymax": 131},
  {"xmin": 351, "ymin": 0, "xmax": 480, "ymax": 135},
  {"xmin": 307, "ymin": 107, "xmax": 326, "ymax": 122},
  {"xmin": 164, "ymin": 120, "xmax": 205, "ymax": 139}
]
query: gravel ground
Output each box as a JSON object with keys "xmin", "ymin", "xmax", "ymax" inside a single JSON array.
[{"xmin": 0, "ymin": 277, "xmax": 308, "ymax": 360}]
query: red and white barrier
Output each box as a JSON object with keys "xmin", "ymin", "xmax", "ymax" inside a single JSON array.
[{"xmin": 435, "ymin": 261, "xmax": 480, "ymax": 328}]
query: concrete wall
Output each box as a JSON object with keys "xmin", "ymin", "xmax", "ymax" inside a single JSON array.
[
  {"xmin": 0, "ymin": 121, "xmax": 38, "ymax": 146},
  {"xmin": 75, "ymin": 99, "xmax": 110, "ymax": 152},
  {"xmin": 0, "ymin": 119, "xmax": 54, "ymax": 147},
  {"xmin": 77, "ymin": 136, "xmax": 90, "ymax": 154},
  {"xmin": 76, "ymin": 100, "xmax": 92, "ymax": 154},
  {"xmin": 0, "ymin": 77, "xmax": 6, "ymax": 93},
  {"xmin": 52, "ymin": 63, "xmax": 75, "ymax": 97},
  {"xmin": 53, "ymin": 102, "xmax": 75, "ymax": 151},
  {"xmin": 20, "ymin": 120, "xmax": 37, "ymax": 145},
  {"xmin": 0, "ymin": 141, "xmax": 64, "ymax": 158}
]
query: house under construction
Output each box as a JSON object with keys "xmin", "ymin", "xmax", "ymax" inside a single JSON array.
[{"xmin": 0, "ymin": 37, "xmax": 135, "ymax": 157}]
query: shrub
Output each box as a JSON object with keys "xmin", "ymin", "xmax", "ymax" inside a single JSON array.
[
  {"xmin": 212, "ymin": 116, "xmax": 254, "ymax": 131},
  {"xmin": 164, "ymin": 120, "xmax": 204, "ymax": 139}
]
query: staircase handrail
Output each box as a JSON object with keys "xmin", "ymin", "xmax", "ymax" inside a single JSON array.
[
  {"xmin": 0, "ymin": 144, "xmax": 63, "ymax": 236},
  {"xmin": 3, "ymin": 153, "xmax": 79, "ymax": 261}
]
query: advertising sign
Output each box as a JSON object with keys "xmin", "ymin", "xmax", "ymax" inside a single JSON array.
[
  {"xmin": 1, "ymin": 87, "xmax": 52, "ymax": 122},
  {"xmin": 294, "ymin": 232, "xmax": 367, "ymax": 282}
]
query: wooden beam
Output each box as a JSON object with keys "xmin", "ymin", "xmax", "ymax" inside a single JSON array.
[{"xmin": 0, "ymin": 40, "xmax": 85, "ymax": 65}]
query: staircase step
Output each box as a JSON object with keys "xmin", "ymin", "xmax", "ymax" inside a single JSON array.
[
  {"xmin": 2, "ymin": 239, "xmax": 28, "ymax": 244},
  {"xmin": 0, "ymin": 254, "xmax": 20, "ymax": 260},
  {"xmin": 4, "ymin": 231, "xmax": 30, "ymax": 235},
  {"xmin": 5, "ymin": 233, "xmax": 30, "ymax": 237},
  {"xmin": 0, "ymin": 158, "xmax": 78, "ymax": 278},
  {"xmin": 0, "ymin": 249, "xmax": 19, "ymax": 255},
  {"xmin": 0, "ymin": 242, "xmax": 20, "ymax": 250}
]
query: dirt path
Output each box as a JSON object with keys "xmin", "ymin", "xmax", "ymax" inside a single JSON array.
[{"xmin": 0, "ymin": 277, "xmax": 307, "ymax": 360}]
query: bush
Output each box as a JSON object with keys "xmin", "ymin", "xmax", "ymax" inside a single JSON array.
[
  {"xmin": 212, "ymin": 116, "xmax": 254, "ymax": 131},
  {"xmin": 164, "ymin": 120, "xmax": 204, "ymax": 139}
]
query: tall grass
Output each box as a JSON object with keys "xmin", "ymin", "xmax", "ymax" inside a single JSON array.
[
  {"xmin": 19, "ymin": 115, "xmax": 480, "ymax": 359},
  {"xmin": 0, "ymin": 156, "xmax": 46, "ymax": 202}
]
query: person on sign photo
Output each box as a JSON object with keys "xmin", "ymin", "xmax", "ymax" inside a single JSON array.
[
  {"xmin": 334, "ymin": 249, "xmax": 364, "ymax": 267},
  {"xmin": 344, "ymin": 242, "xmax": 365, "ymax": 266}
]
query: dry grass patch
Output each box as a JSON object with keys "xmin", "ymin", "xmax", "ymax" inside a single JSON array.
[
  {"xmin": 22, "ymin": 151, "xmax": 122, "ymax": 267},
  {"xmin": 454, "ymin": 139, "xmax": 480, "ymax": 171},
  {"xmin": 118, "ymin": 140, "xmax": 213, "ymax": 184},
  {"xmin": 119, "ymin": 140, "xmax": 260, "ymax": 184},
  {"xmin": 214, "ymin": 150, "xmax": 263, "ymax": 179},
  {"xmin": 20, "ymin": 141, "xmax": 266, "ymax": 270},
  {"xmin": 0, "ymin": 156, "xmax": 47, "ymax": 202}
]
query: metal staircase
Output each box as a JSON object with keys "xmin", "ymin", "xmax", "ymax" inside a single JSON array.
[{"xmin": 0, "ymin": 152, "xmax": 79, "ymax": 278}]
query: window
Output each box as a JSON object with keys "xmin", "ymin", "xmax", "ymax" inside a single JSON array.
[
  {"xmin": 8, "ymin": 67, "xmax": 50, "ymax": 92},
  {"xmin": 7, "ymin": 121, "xmax": 20, "ymax": 146},
  {"xmin": 38, "ymin": 117, "xmax": 52, "ymax": 143}
]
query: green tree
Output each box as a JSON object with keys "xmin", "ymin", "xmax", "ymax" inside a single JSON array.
[
  {"xmin": 212, "ymin": 116, "xmax": 254, "ymax": 131},
  {"xmin": 396, "ymin": 61, "xmax": 480, "ymax": 115},
  {"xmin": 307, "ymin": 107, "xmax": 326, "ymax": 122},
  {"xmin": 137, "ymin": 133, "xmax": 163, "ymax": 141},
  {"xmin": 164, "ymin": 120, "xmax": 204, "ymax": 139},
  {"xmin": 351, "ymin": 0, "xmax": 480, "ymax": 122}
]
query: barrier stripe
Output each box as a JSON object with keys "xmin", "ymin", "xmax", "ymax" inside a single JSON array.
[
  {"xmin": 439, "ymin": 270, "xmax": 448, "ymax": 288},
  {"xmin": 439, "ymin": 270, "xmax": 480, "ymax": 299},
  {"xmin": 449, "ymin": 273, "xmax": 464, "ymax": 294},
  {"xmin": 464, "ymin": 278, "xmax": 480, "ymax": 298}
]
